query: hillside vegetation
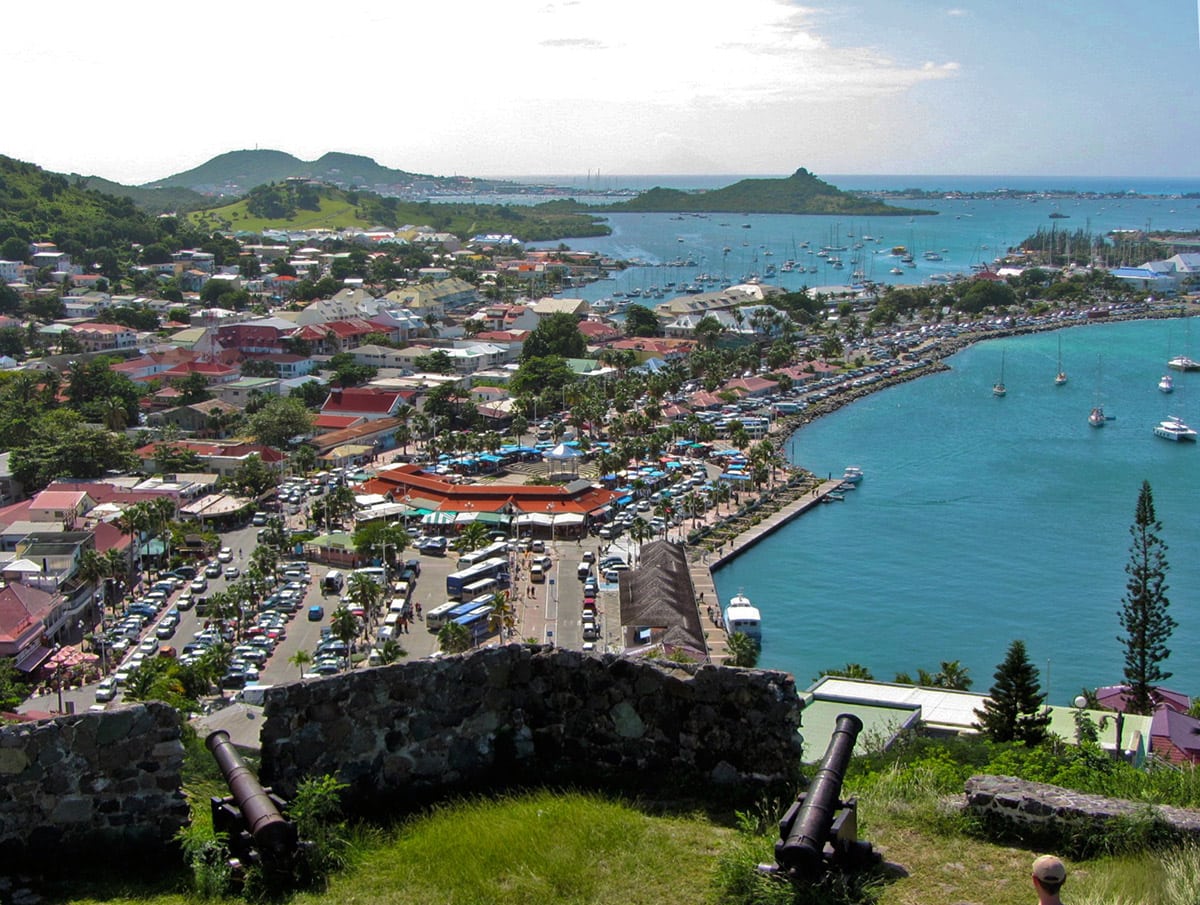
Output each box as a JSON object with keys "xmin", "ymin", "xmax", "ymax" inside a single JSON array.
[
  {"xmin": 70, "ymin": 174, "xmax": 210, "ymax": 216},
  {"xmin": 603, "ymin": 168, "xmax": 929, "ymax": 216},
  {"xmin": 0, "ymin": 155, "xmax": 173, "ymax": 252},
  {"xmin": 189, "ymin": 182, "xmax": 612, "ymax": 241}
]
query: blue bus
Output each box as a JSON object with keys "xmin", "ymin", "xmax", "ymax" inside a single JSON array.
[
  {"xmin": 453, "ymin": 604, "xmax": 495, "ymax": 642},
  {"xmin": 446, "ymin": 557, "xmax": 509, "ymax": 599}
]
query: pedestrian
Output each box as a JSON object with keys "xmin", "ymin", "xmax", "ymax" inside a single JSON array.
[{"xmin": 1031, "ymin": 856, "xmax": 1066, "ymax": 905}]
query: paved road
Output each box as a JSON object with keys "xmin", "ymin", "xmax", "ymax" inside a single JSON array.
[{"xmin": 20, "ymin": 525, "xmax": 636, "ymax": 717}]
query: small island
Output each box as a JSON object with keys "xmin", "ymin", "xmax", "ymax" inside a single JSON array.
[{"xmin": 600, "ymin": 167, "xmax": 933, "ymax": 216}]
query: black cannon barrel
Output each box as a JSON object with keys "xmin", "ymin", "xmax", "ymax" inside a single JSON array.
[
  {"xmin": 206, "ymin": 729, "xmax": 297, "ymax": 857},
  {"xmin": 777, "ymin": 712, "xmax": 863, "ymax": 873}
]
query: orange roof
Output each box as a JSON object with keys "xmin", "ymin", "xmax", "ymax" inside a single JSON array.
[{"xmin": 361, "ymin": 464, "xmax": 618, "ymax": 515}]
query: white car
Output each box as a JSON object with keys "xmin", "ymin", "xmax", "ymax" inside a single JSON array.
[
  {"xmin": 95, "ymin": 678, "xmax": 118, "ymax": 702},
  {"xmin": 217, "ymin": 547, "xmax": 234, "ymax": 563}
]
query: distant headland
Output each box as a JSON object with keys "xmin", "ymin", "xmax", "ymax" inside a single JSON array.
[{"xmin": 596, "ymin": 168, "xmax": 933, "ymax": 216}]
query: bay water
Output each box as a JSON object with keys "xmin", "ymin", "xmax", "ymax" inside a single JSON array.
[
  {"xmin": 712, "ymin": 318, "xmax": 1200, "ymax": 702},
  {"xmin": 526, "ymin": 175, "xmax": 1200, "ymax": 701}
]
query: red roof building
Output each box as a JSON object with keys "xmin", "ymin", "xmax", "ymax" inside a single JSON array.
[
  {"xmin": 320, "ymin": 387, "xmax": 413, "ymax": 421},
  {"xmin": 158, "ymin": 360, "xmax": 240, "ymax": 385}
]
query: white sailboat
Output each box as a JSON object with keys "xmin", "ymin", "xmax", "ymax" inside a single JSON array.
[
  {"xmin": 1089, "ymin": 355, "xmax": 1107, "ymax": 427},
  {"xmin": 992, "ymin": 352, "xmax": 1007, "ymax": 397},
  {"xmin": 1054, "ymin": 336, "xmax": 1068, "ymax": 386}
]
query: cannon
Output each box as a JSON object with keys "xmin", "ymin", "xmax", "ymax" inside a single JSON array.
[
  {"xmin": 206, "ymin": 729, "xmax": 298, "ymax": 867},
  {"xmin": 765, "ymin": 713, "xmax": 879, "ymax": 879}
]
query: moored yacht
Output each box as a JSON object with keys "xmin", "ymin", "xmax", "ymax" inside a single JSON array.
[
  {"xmin": 1089, "ymin": 406, "xmax": 1106, "ymax": 428},
  {"xmin": 1159, "ymin": 374, "xmax": 1175, "ymax": 393},
  {"xmin": 1168, "ymin": 356, "xmax": 1200, "ymax": 371},
  {"xmin": 1154, "ymin": 415, "xmax": 1198, "ymax": 442},
  {"xmin": 724, "ymin": 591, "xmax": 762, "ymax": 645}
]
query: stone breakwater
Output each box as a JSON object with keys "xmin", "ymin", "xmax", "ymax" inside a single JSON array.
[
  {"xmin": 0, "ymin": 702, "xmax": 189, "ymax": 862},
  {"xmin": 259, "ymin": 644, "xmax": 803, "ymax": 812}
]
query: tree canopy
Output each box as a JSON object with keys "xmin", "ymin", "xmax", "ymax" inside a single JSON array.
[
  {"xmin": 1118, "ymin": 480, "xmax": 1176, "ymax": 714},
  {"xmin": 520, "ymin": 312, "xmax": 587, "ymax": 361},
  {"xmin": 246, "ymin": 396, "xmax": 314, "ymax": 449}
]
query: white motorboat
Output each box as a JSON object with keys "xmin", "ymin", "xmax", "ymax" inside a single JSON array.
[
  {"xmin": 1168, "ymin": 356, "xmax": 1200, "ymax": 372},
  {"xmin": 1089, "ymin": 406, "xmax": 1106, "ymax": 428},
  {"xmin": 724, "ymin": 591, "xmax": 761, "ymax": 645},
  {"xmin": 1159, "ymin": 374, "xmax": 1174, "ymax": 393},
  {"xmin": 1154, "ymin": 416, "xmax": 1198, "ymax": 442},
  {"xmin": 841, "ymin": 466, "xmax": 864, "ymax": 484}
]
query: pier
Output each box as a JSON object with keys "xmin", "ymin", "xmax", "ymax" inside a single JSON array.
[{"xmin": 691, "ymin": 479, "xmax": 845, "ymax": 663}]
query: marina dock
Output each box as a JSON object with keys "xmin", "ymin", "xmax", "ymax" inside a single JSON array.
[{"xmin": 692, "ymin": 478, "xmax": 845, "ymax": 663}]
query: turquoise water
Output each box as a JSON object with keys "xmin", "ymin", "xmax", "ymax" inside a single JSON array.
[
  {"xmin": 532, "ymin": 195, "xmax": 1200, "ymax": 298},
  {"xmin": 712, "ymin": 318, "xmax": 1200, "ymax": 702}
]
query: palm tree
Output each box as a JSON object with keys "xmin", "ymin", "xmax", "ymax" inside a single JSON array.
[
  {"xmin": 76, "ymin": 548, "xmax": 107, "ymax": 617},
  {"xmin": 455, "ymin": 521, "xmax": 490, "ymax": 554},
  {"xmin": 345, "ymin": 572, "xmax": 385, "ymax": 633},
  {"xmin": 437, "ymin": 621, "xmax": 472, "ymax": 654},
  {"xmin": 627, "ymin": 518, "xmax": 654, "ymax": 566},
  {"xmin": 726, "ymin": 632, "xmax": 760, "ymax": 668},
  {"xmin": 288, "ymin": 649, "xmax": 312, "ymax": 679},
  {"xmin": 114, "ymin": 502, "xmax": 151, "ymax": 589},
  {"xmin": 331, "ymin": 606, "xmax": 360, "ymax": 668},
  {"xmin": 378, "ymin": 638, "xmax": 407, "ymax": 665},
  {"xmin": 486, "ymin": 590, "xmax": 516, "ymax": 640}
]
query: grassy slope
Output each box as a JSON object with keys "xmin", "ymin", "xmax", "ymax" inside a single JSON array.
[
  {"xmin": 188, "ymin": 194, "xmax": 368, "ymax": 233},
  {"xmin": 41, "ymin": 787, "xmax": 1187, "ymax": 905}
]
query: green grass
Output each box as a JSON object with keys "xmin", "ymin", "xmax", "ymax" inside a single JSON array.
[
  {"xmin": 31, "ymin": 731, "xmax": 1200, "ymax": 904},
  {"xmin": 189, "ymin": 195, "xmax": 369, "ymax": 233},
  {"xmin": 27, "ymin": 784, "xmax": 1200, "ymax": 905}
]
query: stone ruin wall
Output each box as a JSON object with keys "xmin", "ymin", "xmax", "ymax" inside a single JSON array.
[
  {"xmin": 259, "ymin": 645, "xmax": 803, "ymax": 810},
  {"xmin": 965, "ymin": 774, "xmax": 1200, "ymax": 842},
  {"xmin": 0, "ymin": 702, "xmax": 189, "ymax": 861},
  {"xmin": 0, "ymin": 648, "xmax": 802, "ymax": 860}
]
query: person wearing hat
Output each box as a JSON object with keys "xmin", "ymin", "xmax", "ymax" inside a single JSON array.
[{"xmin": 1032, "ymin": 855, "xmax": 1067, "ymax": 904}]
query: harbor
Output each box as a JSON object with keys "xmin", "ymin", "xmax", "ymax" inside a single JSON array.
[
  {"xmin": 690, "ymin": 477, "xmax": 847, "ymax": 663},
  {"xmin": 709, "ymin": 316, "xmax": 1200, "ymax": 700}
]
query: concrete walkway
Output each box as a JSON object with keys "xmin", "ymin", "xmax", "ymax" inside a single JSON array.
[{"xmin": 691, "ymin": 479, "xmax": 845, "ymax": 664}]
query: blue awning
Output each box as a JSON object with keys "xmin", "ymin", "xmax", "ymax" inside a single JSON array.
[
  {"xmin": 721, "ymin": 472, "xmax": 751, "ymax": 481},
  {"xmin": 480, "ymin": 454, "xmax": 504, "ymax": 463},
  {"xmin": 616, "ymin": 495, "xmax": 633, "ymax": 505}
]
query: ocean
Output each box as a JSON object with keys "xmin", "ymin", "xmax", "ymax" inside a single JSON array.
[{"xmin": 524, "ymin": 175, "xmax": 1200, "ymax": 702}]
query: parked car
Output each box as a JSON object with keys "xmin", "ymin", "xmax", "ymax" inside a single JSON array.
[
  {"xmin": 95, "ymin": 678, "xmax": 118, "ymax": 702},
  {"xmin": 307, "ymin": 605, "xmax": 325, "ymax": 622}
]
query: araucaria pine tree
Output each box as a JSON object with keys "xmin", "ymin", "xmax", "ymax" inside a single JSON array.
[
  {"xmin": 1117, "ymin": 480, "xmax": 1176, "ymax": 715},
  {"xmin": 974, "ymin": 640, "xmax": 1051, "ymax": 745}
]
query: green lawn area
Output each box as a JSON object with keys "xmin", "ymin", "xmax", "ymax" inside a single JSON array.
[{"xmin": 189, "ymin": 195, "xmax": 370, "ymax": 233}]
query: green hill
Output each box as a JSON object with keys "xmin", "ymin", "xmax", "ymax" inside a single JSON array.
[
  {"xmin": 147, "ymin": 148, "xmax": 528, "ymax": 197},
  {"xmin": 0, "ymin": 155, "xmax": 171, "ymax": 250},
  {"xmin": 69, "ymin": 174, "xmax": 210, "ymax": 216},
  {"xmin": 145, "ymin": 149, "xmax": 309, "ymax": 193},
  {"xmin": 189, "ymin": 182, "xmax": 611, "ymax": 241},
  {"xmin": 605, "ymin": 168, "xmax": 929, "ymax": 216}
]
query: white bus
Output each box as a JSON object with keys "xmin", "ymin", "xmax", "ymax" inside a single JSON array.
[
  {"xmin": 458, "ymin": 541, "xmax": 509, "ymax": 568},
  {"xmin": 352, "ymin": 566, "xmax": 387, "ymax": 586},
  {"xmin": 425, "ymin": 601, "xmax": 461, "ymax": 632},
  {"xmin": 463, "ymin": 577, "xmax": 499, "ymax": 599}
]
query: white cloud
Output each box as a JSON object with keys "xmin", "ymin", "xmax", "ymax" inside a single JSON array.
[{"xmin": 946, "ymin": 7, "xmax": 967, "ymax": 15}]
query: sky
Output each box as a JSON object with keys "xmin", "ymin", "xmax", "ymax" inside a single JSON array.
[{"xmin": 5, "ymin": 0, "xmax": 1200, "ymax": 184}]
